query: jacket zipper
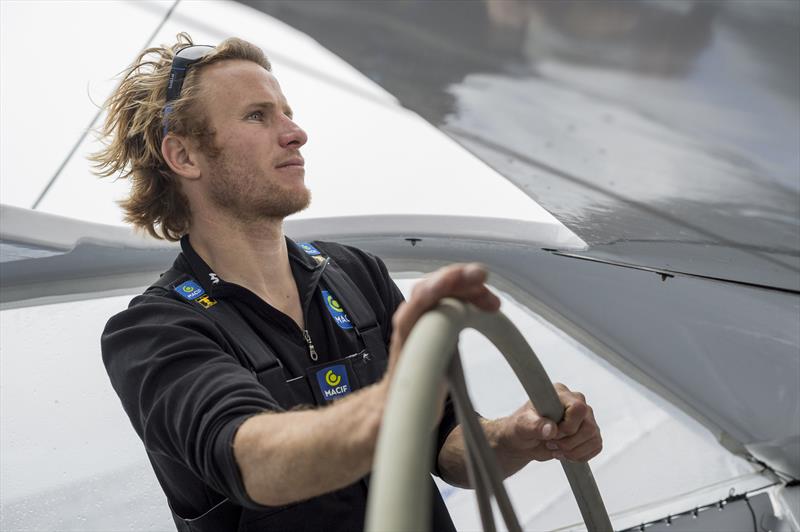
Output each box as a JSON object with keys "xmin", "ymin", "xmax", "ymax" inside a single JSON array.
[
  {"xmin": 302, "ymin": 329, "xmax": 319, "ymax": 361},
  {"xmin": 300, "ymin": 256, "xmax": 328, "ymax": 363}
]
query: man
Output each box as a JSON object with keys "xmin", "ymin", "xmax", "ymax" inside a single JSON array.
[{"xmin": 96, "ymin": 34, "xmax": 602, "ymax": 531}]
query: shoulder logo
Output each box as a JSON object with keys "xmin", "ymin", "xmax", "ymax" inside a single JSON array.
[
  {"xmin": 195, "ymin": 295, "xmax": 217, "ymax": 309},
  {"xmin": 299, "ymin": 242, "xmax": 321, "ymax": 256},
  {"xmin": 208, "ymin": 273, "xmax": 220, "ymax": 284},
  {"xmin": 316, "ymin": 364, "xmax": 351, "ymax": 401},
  {"xmin": 174, "ymin": 280, "xmax": 217, "ymax": 309},
  {"xmin": 174, "ymin": 280, "xmax": 205, "ymax": 301},
  {"xmin": 322, "ymin": 290, "xmax": 353, "ymax": 330}
]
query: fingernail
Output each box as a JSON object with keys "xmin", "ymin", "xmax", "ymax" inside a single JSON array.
[
  {"xmin": 545, "ymin": 442, "xmax": 558, "ymax": 450},
  {"xmin": 542, "ymin": 424, "xmax": 553, "ymax": 438},
  {"xmin": 466, "ymin": 263, "xmax": 485, "ymax": 280}
]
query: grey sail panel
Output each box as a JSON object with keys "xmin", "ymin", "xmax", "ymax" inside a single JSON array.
[{"xmin": 240, "ymin": 0, "xmax": 800, "ymax": 291}]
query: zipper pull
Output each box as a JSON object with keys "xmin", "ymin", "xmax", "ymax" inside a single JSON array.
[{"xmin": 302, "ymin": 329, "xmax": 319, "ymax": 361}]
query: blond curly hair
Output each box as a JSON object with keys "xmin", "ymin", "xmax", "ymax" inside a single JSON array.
[{"xmin": 91, "ymin": 33, "xmax": 271, "ymax": 240}]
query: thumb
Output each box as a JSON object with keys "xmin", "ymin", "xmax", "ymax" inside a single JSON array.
[
  {"xmin": 512, "ymin": 409, "xmax": 558, "ymax": 442},
  {"xmin": 537, "ymin": 416, "xmax": 558, "ymax": 441}
]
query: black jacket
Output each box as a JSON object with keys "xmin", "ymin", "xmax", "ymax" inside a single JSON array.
[{"xmin": 102, "ymin": 235, "xmax": 458, "ymax": 531}]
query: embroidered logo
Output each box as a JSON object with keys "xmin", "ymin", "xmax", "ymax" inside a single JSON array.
[
  {"xmin": 322, "ymin": 290, "xmax": 353, "ymax": 330},
  {"xmin": 316, "ymin": 364, "xmax": 351, "ymax": 401},
  {"xmin": 299, "ymin": 242, "xmax": 321, "ymax": 256},
  {"xmin": 208, "ymin": 273, "xmax": 220, "ymax": 285},
  {"xmin": 174, "ymin": 280, "xmax": 205, "ymax": 301},
  {"xmin": 195, "ymin": 295, "xmax": 217, "ymax": 309},
  {"xmin": 325, "ymin": 370, "xmax": 341, "ymax": 387}
]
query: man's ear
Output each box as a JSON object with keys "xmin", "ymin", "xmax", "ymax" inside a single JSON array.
[{"xmin": 161, "ymin": 134, "xmax": 202, "ymax": 180}]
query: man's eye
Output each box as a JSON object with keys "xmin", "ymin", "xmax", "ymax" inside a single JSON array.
[{"xmin": 247, "ymin": 111, "xmax": 263, "ymax": 120}]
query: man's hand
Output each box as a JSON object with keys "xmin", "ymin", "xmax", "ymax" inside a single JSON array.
[
  {"xmin": 438, "ymin": 382, "xmax": 602, "ymax": 487},
  {"xmin": 493, "ymin": 383, "xmax": 602, "ymax": 472},
  {"xmin": 385, "ymin": 263, "xmax": 501, "ymax": 378}
]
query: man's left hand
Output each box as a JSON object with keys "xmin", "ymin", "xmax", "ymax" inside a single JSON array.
[{"xmin": 492, "ymin": 383, "xmax": 602, "ymax": 468}]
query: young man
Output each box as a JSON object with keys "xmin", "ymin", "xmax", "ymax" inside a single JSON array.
[{"xmin": 96, "ymin": 34, "xmax": 602, "ymax": 531}]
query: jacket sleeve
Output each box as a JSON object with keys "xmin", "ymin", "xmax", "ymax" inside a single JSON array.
[{"xmin": 101, "ymin": 293, "xmax": 281, "ymax": 508}]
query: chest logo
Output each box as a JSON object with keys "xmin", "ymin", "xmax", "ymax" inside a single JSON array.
[
  {"xmin": 325, "ymin": 370, "xmax": 341, "ymax": 387},
  {"xmin": 174, "ymin": 280, "xmax": 205, "ymax": 301},
  {"xmin": 316, "ymin": 364, "xmax": 351, "ymax": 401},
  {"xmin": 322, "ymin": 290, "xmax": 353, "ymax": 330}
]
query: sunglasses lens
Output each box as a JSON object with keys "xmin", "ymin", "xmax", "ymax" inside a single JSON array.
[
  {"xmin": 163, "ymin": 44, "xmax": 216, "ymax": 129},
  {"xmin": 175, "ymin": 45, "xmax": 215, "ymax": 61}
]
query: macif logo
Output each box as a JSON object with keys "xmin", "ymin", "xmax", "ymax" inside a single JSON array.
[
  {"xmin": 299, "ymin": 242, "xmax": 321, "ymax": 256},
  {"xmin": 316, "ymin": 365, "xmax": 351, "ymax": 401},
  {"xmin": 322, "ymin": 290, "xmax": 353, "ymax": 330},
  {"xmin": 174, "ymin": 280, "xmax": 205, "ymax": 301}
]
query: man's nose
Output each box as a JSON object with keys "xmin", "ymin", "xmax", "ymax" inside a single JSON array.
[{"xmin": 279, "ymin": 117, "xmax": 308, "ymax": 149}]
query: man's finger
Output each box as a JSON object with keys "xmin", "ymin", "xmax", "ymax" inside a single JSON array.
[
  {"xmin": 510, "ymin": 408, "xmax": 558, "ymax": 443},
  {"xmin": 563, "ymin": 435, "xmax": 603, "ymax": 462},
  {"xmin": 395, "ymin": 263, "xmax": 497, "ymax": 337},
  {"xmin": 556, "ymin": 398, "xmax": 588, "ymax": 438},
  {"xmin": 425, "ymin": 263, "xmax": 482, "ymax": 292},
  {"xmin": 427, "ymin": 264, "xmax": 496, "ymax": 309},
  {"xmin": 467, "ymin": 285, "xmax": 502, "ymax": 312},
  {"xmin": 462, "ymin": 263, "xmax": 487, "ymax": 283},
  {"xmin": 426, "ymin": 263, "xmax": 494, "ymax": 300},
  {"xmin": 549, "ymin": 419, "xmax": 598, "ymax": 452}
]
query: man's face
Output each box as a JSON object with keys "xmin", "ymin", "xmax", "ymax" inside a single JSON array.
[{"xmin": 193, "ymin": 59, "xmax": 310, "ymax": 221}]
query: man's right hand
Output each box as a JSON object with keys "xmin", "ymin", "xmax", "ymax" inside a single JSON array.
[
  {"xmin": 384, "ymin": 263, "xmax": 501, "ymax": 378},
  {"xmin": 236, "ymin": 264, "xmax": 500, "ymax": 507}
]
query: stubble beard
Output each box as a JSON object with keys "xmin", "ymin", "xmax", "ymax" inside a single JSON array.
[{"xmin": 206, "ymin": 150, "xmax": 311, "ymax": 223}]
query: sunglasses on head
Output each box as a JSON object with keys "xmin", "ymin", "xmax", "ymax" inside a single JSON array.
[{"xmin": 163, "ymin": 44, "xmax": 215, "ymax": 136}]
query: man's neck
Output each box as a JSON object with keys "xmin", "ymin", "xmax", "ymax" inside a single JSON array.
[{"xmin": 187, "ymin": 210, "xmax": 294, "ymax": 298}]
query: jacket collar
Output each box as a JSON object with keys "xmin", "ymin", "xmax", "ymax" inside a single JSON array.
[
  {"xmin": 286, "ymin": 237, "xmax": 325, "ymax": 271},
  {"xmin": 179, "ymin": 234, "xmax": 323, "ymax": 295}
]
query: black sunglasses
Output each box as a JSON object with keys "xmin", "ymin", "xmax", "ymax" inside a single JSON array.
[{"xmin": 162, "ymin": 44, "xmax": 215, "ymax": 136}]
